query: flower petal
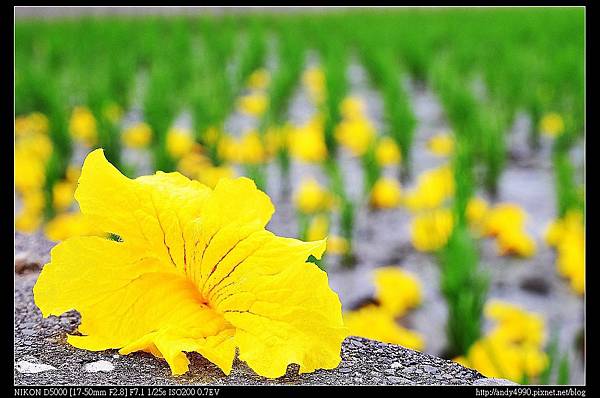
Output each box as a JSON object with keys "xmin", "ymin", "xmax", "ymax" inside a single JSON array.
[{"xmin": 33, "ymin": 236, "xmax": 233, "ymax": 375}]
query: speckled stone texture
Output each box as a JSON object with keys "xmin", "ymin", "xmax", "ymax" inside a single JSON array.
[{"xmin": 14, "ymin": 271, "xmax": 500, "ymax": 386}]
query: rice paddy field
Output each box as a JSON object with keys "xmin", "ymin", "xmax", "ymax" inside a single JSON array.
[{"xmin": 14, "ymin": 7, "xmax": 585, "ymax": 385}]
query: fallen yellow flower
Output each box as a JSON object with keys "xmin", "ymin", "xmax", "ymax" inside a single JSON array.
[
  {"xmin": 373, "ymin": 267, "xmax": 422, "ymax": 318},
  {"xmin": 167, "ymin": 127, "xmax": 195, "ymax": 159},
  {"xmin": 237, "ymin": 93, "xmax": 268, "ymax": 117},
  {"xmin": 410, "ymin": 208, "xmax": 454, "ymax": 252},
  {"xmin": 122, "ymin": 122, "xmax": 153, "ymax": 149},
  {"xmin": 376, "ymin": 137, "xmax": 402, "ymax": 166},
  {"xmin": 69, "ymin": 106, "xmax": 97, "ymax": 147},
  {"xmin": 369, "ymin": 177, "xmax": 402, "ymax": 209},
  {"xmin": 539, "ymin": 113, "xmax": 565, "ymax": 138},
  {"xmin": 427, "ymin": 132, "xmax": 454, "ymax": 157},
  {"xmin": 294, "ymin": 178, "xmax": 332, "ymax": 215},
  {"xmin": 34, "ymin": 149, "xmax": 347, "ymax": 378}
]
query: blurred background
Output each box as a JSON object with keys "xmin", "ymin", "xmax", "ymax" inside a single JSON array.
[{"xmin": 14, "ymin": 6, "xmax": 585, "ymax": 384}]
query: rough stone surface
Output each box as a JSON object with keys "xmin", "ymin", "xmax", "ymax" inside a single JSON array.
[{"xmin": 15, "ymin": 272, "xmax": 490, "ymax": 386}]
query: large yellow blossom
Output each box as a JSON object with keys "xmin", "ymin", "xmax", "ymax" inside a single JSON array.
[
  {"xmin": 373, "ymin": 267, "xmax": 422, "ymax": 318},
  {"xmin": 369, "ymin": 177, "xmax": 402, "ymax": 209},
  {"xmin": 34, "ymin": 149, "xmax": 347, "ymax": 378},
  {"xmin": 410, "ymin": 208, "xmax": 454, "ymax": 252},
  {"xmin": 44, "ymin": 212, "xmax": 104, "ymax": 242},
  {"xmin": 344, "ymin": 305, "xmax": 424, "ymax": 351},
  {"xmin": 69, "ymin": 106, "xmax": 97, "ymax": 146},
  {"xmin": 294, "ymin": 178, "xmax": 332, "ymax": 215}
]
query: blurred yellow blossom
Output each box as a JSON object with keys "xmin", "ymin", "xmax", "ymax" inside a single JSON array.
[
  {"xmin": 294, "ymin": 178, "xmax": 332, "ymax": 214},
  {"xmin": 237, "ymin": 130, "xmax": 267, "ymax": 164},
  {"xmin": 196, "ymin": 165, "xmax": 236, "ymax": 189},
  {"xmin": 410, "ymin": 208, "xmax": 453, "ymax": 252},
  {"xmin": 340, "ymin": 96, "xmax": 366, "ymax": 120},
  {"xmin": 545, "ymin": 210, "xmax": 584, "ymax": 295},
  {"xmin": 237, "ymin": 93, "xmax": 268, "ymax": 117},
  {"xmin": 15, "ymin": 112, "xmax": 49, "ymax": 137},
  {"xmin": 303, "ymin": 66, "xmax": 325, "ymax": 104},
  {"xmin": 288, "ymin": 118, "xmax": 328, "ymax": 163},
  {"xmin": 369, "ymin": 177, "xmax": 402, "ymax": 209},
  {"xmin": 335, "ymin": 117, "xmax": 376, "ymax": 157},
  {"xmin": 539, "ymin": 113, "xmax": 565, "ymax": 138},
  {"xmin": 52, "ymin": 180, "xmax": 76, "ymax": 212},
  {"xmin": 15, "ymin": 190, "xmax": 45, "ymax": 233},
  {"xmin": 69, "ymin": 106, "xmax": 97, "ymax": 146},
  {"xmin": 466, "ymin": 196, "xmax": 489, "ymax": 233},
  {"xmin": 327, "ymin": 235, "xmax": 349, "ymax": 255},
  {"xmin": 403, "ymin": 165, "xmax": 455, "ymax": 211},
  {"xmin": 496, "ymin": 227, "xmax": 537, "ymax": 258},
  {"xmin": 247, "ymin": 68, "xmax": 270, "ymax": 91},
  {"xmin": 167, "ymin": 127, "xmax": 195, "ymax": 159},
  {"xmin": 427, "ymin": 132, "xmax": 454, "ymax": 157},
  {"xmin": 373, "ymin": 267, "xmax": 422, "ymax": 317},
  {"xmin": 376, "ymin": 137, "xmax": 402, "ymax": 166},
  {"xmin": 122, "ymin": 122, "xmax": 152, "ymax": 148},
  {"xmin": 483, "ymin": 203, "xmax": 536, "ymax": 258},
  {"xmin": 485, "ymin": 300, "xmax": 546, "ymax": 347},
  {"xmin": 307, "ymin": 214, "xmax": 329, "ymax": 242},
  {"xmin": 344, "ymin": 305, "xmax": 424, "ymax": 351}
]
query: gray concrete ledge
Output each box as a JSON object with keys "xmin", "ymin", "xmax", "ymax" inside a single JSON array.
[{"xmin": 14, "ymin": 272, "xmax": 509, "ymax": 386}]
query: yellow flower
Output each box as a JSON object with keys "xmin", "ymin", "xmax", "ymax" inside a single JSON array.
[
  {"xmin": 264, "ymin": 125, "xmax": 291, "ymax": 155},
  {"xmin": 33, "ymin": 149, "xmax": 347, "ymax": 378},
  {"xmin": 307, "ymin": 214, "xmax": 329, "ymax": 242},
  {"xmin": 547, "ymin": 210, "xmax": 584, "ymax": 295},
  {"xmin": 459, "ymin": 301, "xmax": 549, "ymax": 383},
  {"xmin": 344, "ymin": 305, "xmax": 424, "ymax": 351},
  {"xmin": 44, "ymin": 212, "xmax": 104, "ymax": 242},
  {"xmin": 335, "ymin": 117, "xmax": 376, "ymax": 157},
  {"xmin": 217, "ymin": 135, "xmax": 239, "ymax": 163},
  {"xmin": 196, "ymin": 165, "xmax": 236, "ymax": 190},
  {"xmin": 122, "ymin": 123, "xmax": 153, "ymax": 149},
  {"xmin": 376, "ymin": 137, "xmax": 402, "ymax": 166},
  {"xmin": 483, "ymin": 203, "xmax": 526, "ymax": 238},
  {"xmin": 466, "ymin": 196, "xmax": 489, "ymax": 233},
  {"xmin": 246, "ymin": 68, "xmax": 270, "ymax": 91},
  {"xmin": 410, "ymin": 208, "xmax": 454, "ymax": 252},
  {"xmin": 15, "ymin": 144, "xmax": 49, "ymax": 192},
  {"xmin": 103, "ymin": 103, "xmax": 123, "ymax": 124},
  {"xmin": 340, "ymin": 96, "xmax": 366, "ymax": 120},
  {"xmin": 369, "ymin": 177, "xmax": 402, "ymax": 209},
  {"xmin": 496, "ymin": 227, "xmax": 537, "ymax": 258},
  {"xmin": 53, "ymin": 180, "xmax": 76, "ymax": 212},
  {"xmin": 288, "ymin": 118, "xmax": 328, "ymax": 163},
  {"xmin": 539, "ymin": 113, "xmax": 565, "ymax": 137},
  {"xmin": 69, "ymin": 106, "xmax": 97, "ymax": 146},
  {"xmin": 66, "ymin": 165, "xmax": 82, "ymax": 183},
  {"xmin": 15, "ymin": 112, "xmax": 49, "ymax": 136},
  {"xmin": 294, "ymin": 178, "xmax": 332, "ymax": 215},
  {"xmin": 485, "ymin": 300, "xmax": 545, "ymax": 347},
  {"xmin": 427, "ymin": 132, "xmax": 454, "ymax": 157},
  {"xmin": 15, "ymin": 191, "xmax": 45, "ymax": 233},
  {"xmin": 303, "ymin": 67, "xmax": 325, "ymax": 105},
  {"xmin": 373, "ymin": 267, "xmax": 422, "ymax": 318},
  {"xmin": 167, "ymin": 127, "xmax": 195, "ymax": 159},
  {"xmin": 403, "ymin": 165, "xmax": 455, "ymax": 212},
  {"xmin": 237, "ymin": 93, "xmax": 268, "ymax": 117},
  {"xmin": 237, "ymin": 130, "xmax": 267, "ymax": 164},
  {"xmin": 326, "ymin": 235, "xmax": 349, "ymax": 255}
]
